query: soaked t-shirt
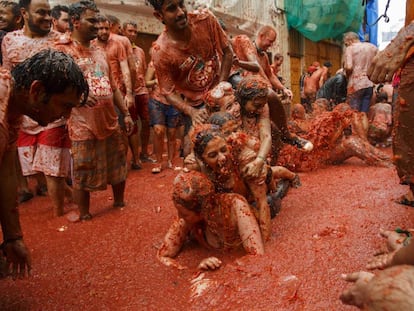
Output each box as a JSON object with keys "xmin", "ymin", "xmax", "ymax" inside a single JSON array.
[
  {"xmin": 344, "ymin": 41, "xmax": 378, "ymax": 94},
  {"xmin": 132, "ymin": 44, "xmax": 149, "ymax": 96},
  {"xmin": 1, "ymin": 29, "xmax": 65, "ymax": 133},
  {"xmin": 231, "ymin": 34, "xmax": 272, "ymax": 88},
  {"xmin": 151, "ymin": 9, "xmax": 229, "ymax": 106},
  {"xmin": 55, "ymin": 38, "xmax": 119, "ymax": 141},
  {"xmin": 92, "ymin": 34, "xmax": 128, "ymax": 94}
]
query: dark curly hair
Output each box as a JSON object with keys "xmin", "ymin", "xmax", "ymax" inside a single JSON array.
[{"xmin": 12, "ymin": 49, "xmax": 89, "ymax": 106}]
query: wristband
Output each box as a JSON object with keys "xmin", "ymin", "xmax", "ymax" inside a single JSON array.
[{"xmin": 257, "ymin": 155, "xmax": 266, "ymax": 162}]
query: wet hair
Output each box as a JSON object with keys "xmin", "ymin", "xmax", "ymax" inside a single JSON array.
[
  {"xmin": 106, "ymin": 14, "xmax": 120, "ymax": 25},
  {"xmin": 376, "ymin": 92, "xmax": 388, "ymax": 103},
  {"xmin": 207, "ymin": 112, "xmax": 235, "ymax": 128},
  {"xmin": 18, "ymin": 0, "xmax": 31, "ymax": 10},
  {"xmin": 147, "ymin": 0, "xmax": 164, "ymax": 11},
  {"xmin": 51, "ymin": 4, "xmax": 69, "ymax": 19},
  {"xmin": 1, "ymin": 1, "xmax": 20, "ymax": 17},
  {"xmin": 12, "ymin": 49, "xmax": 89, "ymax": 106},
  {"xmin": 96, "ymin": 14, "xmax": 109, "ymax": 23},
  {"xmin": 68, "ymin": 0, "xmax": 98, "ymax": 29},
  {"xmin": 192, "ymin": 126, "xmax": 223, "ymax": 159},
  {"xmin": 123, "ymin": 20, "xmax": 137, "ymax": 29},
  {"xmin": 173, "ymin": 171, "xmax": 214, "ymax": 213},
  {"xmin": 236, "ymin": 76, "xmax": 268, "ymax": 108},
  {"xmin": 343, "ymin": 32, "xmax": 359, "ymax": 43}
]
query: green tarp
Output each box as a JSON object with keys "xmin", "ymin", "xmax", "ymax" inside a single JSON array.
[{"xmin": 285, "ymin": 0, "xmax": 365, "ymax": 42}]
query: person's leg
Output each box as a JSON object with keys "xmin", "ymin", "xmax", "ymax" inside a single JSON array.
[
  {"xmin": 152, "ymin": 124, "xmax": 166, "ymax": 172},
  {"xmin": 74, "ymin": 189, "xmax": 91, "ymax": 220},
  {"xmin": 112, "ymin": 181, "xmax": 126, "ymax": 207},
  {"xmin": 268, "ymin": 90, "xmax": 313, "ymax": 152},
  {"xmin": 106, "ymin": 130, "xmax": 128, "ymax": 207},
  {"xmin": 136, "ymin": 94, "xmax": 153, "ymax": 161},
  {"xmin": 394, "ymin": 57, "xmax": 414, "ymax": 206},
  {"xmin": 128, "ymin": 104, "xmax": 142, "ymax": 170},
  {"xmin": 166, "ymin": 128, "xmax": 177, "ymax": 168},
  {"xmin": 166, "ymin": 105, "xmax": 181, "ymax": 168},
  {"xmin": 45, "ymin": 175, "xmax": 66, "ymax": 216},
  {"xmin": 149, "ymin": 98, "xmax": 168, "ymax": 173},
  {"xmin": 360, "ymin": 87, "xmax": 374, "ymax": 113}
]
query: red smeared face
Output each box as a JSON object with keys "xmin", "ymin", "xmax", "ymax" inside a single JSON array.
[
  {"xmin": 243, "ymin": 96, "xmax": 267, "ymax": 117},
  {"xmin": 201, "ymin": 136, "xmax": 232, "ymax": 177},
  {"xmin": 24, "ymin": 0, "xmax": 52, "ymax": 36},
  {"xmin": 155, "ymin": 0, "xmax": 188, "ymax": 31}
]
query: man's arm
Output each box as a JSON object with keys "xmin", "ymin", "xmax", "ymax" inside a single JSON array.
[
  {"xmin": 165, "ymin": 93, "xmax": 208, "ymax": 125},
  {"xmin": 218, "ymin": 45, "xmax": 233, "ymax": 82},
  {"xmin": 368, "ymin": 21, "xmax": 414, "ymax": 83},
  {"xmin": 119, "ymin": 58, "xmax": 134, "ymax": 108},
  {"xmin": 157, "ymin": 218, "xmax": 191, "ymax": 269}
]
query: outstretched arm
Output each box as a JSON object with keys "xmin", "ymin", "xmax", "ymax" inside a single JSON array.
[
  {"xmin": 157, "ymin": 218, "xmax": 191, "ymax": 270},
  {"xmin": 368, "ymin": 21, "xmax": 414, "ymax": 83}
]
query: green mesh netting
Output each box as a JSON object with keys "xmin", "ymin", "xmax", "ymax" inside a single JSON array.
[{"xmin": 285, "ymin": 0, "xmax": 365, "ymax": 42}]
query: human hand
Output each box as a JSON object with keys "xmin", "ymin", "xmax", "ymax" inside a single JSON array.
[
  {"xmin": 340, "ymin": 271, "xmax": 374, "ymax": 308},
  {"xmin": 157, "ymin": 255, "xmax": 188, "ymax": 270},
  {"xmin": 380, "ymin": 229, "xmax": 411, "ymax": 253},
  {"xmin": 190, "ymin": 108, "xmax": 209, "ymax": 125},
  {"xmin": 243, "ymin": 157, "xmax": 265, "ymax": 178},
  {"xmin": 124, "ymin": 93, "xmax": 135, "ymax": 109},
  {"xmin": 368, "ymin": 44, "xmax": 406, "ymax": 83},
  {"xmin": 366, "ymin": 251, "xmax": 395, "ymax": 270},
  {"xmin": 123, "ymin": 115, "xmax": 134, "ymax": 136},
  {"xmin": 232, "ymin": 55, "xmax": 240, "ymax": 66},
  {"xmin": 198, "ymin": 257, "xmax": 222, "ymax": 270},
  {"xmin": 3, "ymin": 239, "xmax": 32, "ymax": 279},
  {"xmin": 283, "ymin": 88, "xmax": 293, "ymax": 99}
]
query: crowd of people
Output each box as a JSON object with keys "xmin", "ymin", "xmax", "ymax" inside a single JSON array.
[{"xmin": 0, "ymin": 0, "xmax": 413, "ymax": 309}]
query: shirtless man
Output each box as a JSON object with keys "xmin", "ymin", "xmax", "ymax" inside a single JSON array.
[
  {"xmin": 277, "ymin": 102, "xmax": 392, "ymax": 171},
  {"xmin": 367, "ymin": 0, "xmax": 414, "ymax": 207},
  {"xmin": 302, "ymin": 64, "xmax": 320, "ymax": 113},
  {"xmin": 0, "ymin": 49, "xmax": 88, "ymax": 279},
  {"xmin": 147, "ymin": 0, "xmax": 233, "ymax": 140},
  {"xmin": 55, "ymin": 0, "xmax": 134, "ymax": 221},
  {"xmin": 343, "ymin": 32, "xmax": 378, "ymax": 113}
]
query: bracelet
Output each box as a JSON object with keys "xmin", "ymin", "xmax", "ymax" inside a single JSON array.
[
  {"xmin": 395, "ymin": 228, "xmax": 412, "ymax": 246},
  {"xmin": 257, "ymin": 155, "xmax": 266, "ymax": 162}
]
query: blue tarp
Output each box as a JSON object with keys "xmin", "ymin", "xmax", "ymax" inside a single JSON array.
[{"xmin": 359, "ymin": 0, "xmax": 378, "ymax": 45}]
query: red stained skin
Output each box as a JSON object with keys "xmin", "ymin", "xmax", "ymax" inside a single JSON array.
[{"xmin": 0, "ymin": 152, "xmax": 413, "ymax": 310}]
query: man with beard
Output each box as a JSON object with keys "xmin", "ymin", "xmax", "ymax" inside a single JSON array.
[
  {"xmin": 2, "ymin": 0, "xmax": 73, "ymax": 217},
  {"xmin": 51, "ymin": 4, "xmax": 69, "ymax": 34},
  {"xmin": 54, "ymin": 0, "xmax": 134, "ymax": 221},
  {"xmin": 147, "ymin": 0, "xmax": 233, "ymax": 156},
  {"xmin": 93, "ymin": 15, "xmax": 140, "ymax": 170}
]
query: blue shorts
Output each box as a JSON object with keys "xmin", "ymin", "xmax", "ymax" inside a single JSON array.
[{"xmin": 149, "ymin": 98, "xmax": 182, "ymax": 128}]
